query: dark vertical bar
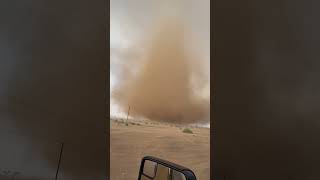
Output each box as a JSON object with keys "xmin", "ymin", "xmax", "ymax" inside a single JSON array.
[{"xmin": 105, "ymin": 0, "xmax": 111, "ymax": 178}]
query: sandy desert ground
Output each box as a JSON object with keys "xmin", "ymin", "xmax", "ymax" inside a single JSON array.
[{"xmin": 110, "ymin": 118, "xmax": 210, "ymax": 180}]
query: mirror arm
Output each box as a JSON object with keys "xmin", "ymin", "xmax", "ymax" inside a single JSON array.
[{"xmin": 137, "ymin": 158, "xmax": 145, "ymax": 180}]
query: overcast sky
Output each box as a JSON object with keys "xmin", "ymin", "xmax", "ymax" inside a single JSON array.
[{"xmin": 110, "ymin": 0, "xmax": 210, "ymax": 117}]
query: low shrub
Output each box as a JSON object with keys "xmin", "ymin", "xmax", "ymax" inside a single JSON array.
[{"xmin": 182, "ymin": 128, "xmax": 193, "ymax": 134}]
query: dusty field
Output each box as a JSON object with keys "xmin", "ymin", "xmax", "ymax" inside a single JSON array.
[{"xmin": 110, "ymin": 119, "xmax": 210, "ymax": 180}]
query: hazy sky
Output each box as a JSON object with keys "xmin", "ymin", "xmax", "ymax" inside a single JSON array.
[{"xmin": 110, "ymin": 0, "xmax": 210, "ymax": 117}]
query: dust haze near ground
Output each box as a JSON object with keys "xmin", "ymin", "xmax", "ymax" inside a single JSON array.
[
  {"xmin": 110, "ymin": 119, "xmax": 210, "ymax": 180},
  {"xmin": 113, "ymin": 16, "xmax": 209, "ymax": 124}
]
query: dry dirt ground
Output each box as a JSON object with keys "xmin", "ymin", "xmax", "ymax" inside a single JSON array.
[{"xmin": 110, "ymin": 119, "xmax": 210, "ymax": 180}]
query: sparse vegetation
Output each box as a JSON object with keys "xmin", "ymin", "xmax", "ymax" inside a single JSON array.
[{"xmin": 182, "ymin": 128, "xmax": 193, "ymax": 134}]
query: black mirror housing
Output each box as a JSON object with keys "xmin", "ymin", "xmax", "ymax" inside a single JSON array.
[{"xmin": 138, "ymin": 156, "xmax": 197, "ymax": 180}]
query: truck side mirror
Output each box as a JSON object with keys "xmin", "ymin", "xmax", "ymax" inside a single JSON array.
[{"xmin": 138, "ymin": 156, "xmax": 197, "ymax": 180}]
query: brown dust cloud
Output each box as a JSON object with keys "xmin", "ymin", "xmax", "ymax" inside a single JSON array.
[{"xmin": 112, "ymin": 16, "xmax": 210, "ymax": 125}]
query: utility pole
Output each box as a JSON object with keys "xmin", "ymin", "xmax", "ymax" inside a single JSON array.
[
  {"xmin": 55, "ymin": 142, "xmax": 64, "ymax": 180},
  {"xmin": 126, "ymin": 105, "xmax": 131, "ymax": 122}
]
